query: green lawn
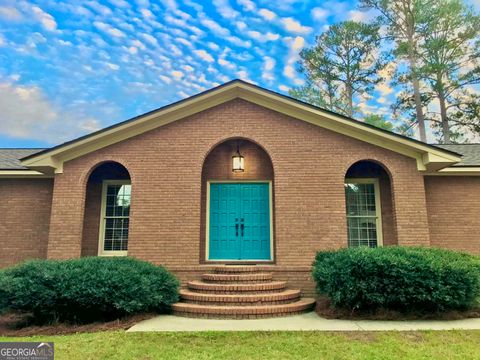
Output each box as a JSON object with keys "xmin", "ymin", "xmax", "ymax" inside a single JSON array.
[{"xmin": 1, "ymin": 330, "xmax": 480, "ymax": 360}]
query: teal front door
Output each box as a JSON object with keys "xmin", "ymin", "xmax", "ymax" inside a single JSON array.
[{"xmin": 208, "ymin": 183, "xmax": 271, "ymax": 260}]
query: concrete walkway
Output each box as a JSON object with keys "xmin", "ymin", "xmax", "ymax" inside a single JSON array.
[{"xmin": 127, "ymin": 311, "xmax": 480, "ymax": 332}]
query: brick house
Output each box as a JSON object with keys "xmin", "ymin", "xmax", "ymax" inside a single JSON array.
[{"xmin": 1, "ymin": 80, "xmax": 479, "ymax": 316}]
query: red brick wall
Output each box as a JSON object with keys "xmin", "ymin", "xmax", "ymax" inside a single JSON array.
[
  {"xmin": 81, "ymin": 182, "xmax": 102, "ymax": 256},
  {"xmin": 425, "ymin": 176, "xmax": 480, "ymax": 254},
  {"xmin": 0, "ymin": 178, "xmax": 53, "ymax": 267},
  {"xmin": 44, "ymin": 99, "xmax": 432, "ymax": 292}
]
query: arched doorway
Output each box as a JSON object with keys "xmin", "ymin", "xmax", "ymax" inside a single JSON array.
[
  {"xmin": 200, "ymin": 138, "xmax": 275, "ymax": 262},
  {"xmin": 344, "ymin": 160, "xmax": 397, "ymax": 247},
  {"xmin": 81, "ymin": 161, "xmax": 132, "ymax": 256}
]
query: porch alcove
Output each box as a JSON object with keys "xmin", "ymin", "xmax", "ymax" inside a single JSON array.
[
  {"xmin": 199, "ymin": 138, "xmax": 275, "ymax": 263},
  {"xmin": 81, "ymin": 161, "xmax": 131, "ymax": 256},
  {"xmin": 344, "ymin": 160, "xmax": 397, "ymax": 247}
]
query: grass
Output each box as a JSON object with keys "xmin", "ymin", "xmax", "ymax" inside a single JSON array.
[{"xmin": 1, "ymin": 330, "xmax": 480, "ymax": 360}]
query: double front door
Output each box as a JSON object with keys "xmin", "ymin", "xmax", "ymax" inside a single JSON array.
[{"xmin": 208, "ymin": 182, "xmax": 271, "ymax": 260}]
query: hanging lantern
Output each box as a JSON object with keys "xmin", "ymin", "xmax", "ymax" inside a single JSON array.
[{"xmin": 232, "ymin": 142, "xmax": 245, "ymax": 172}]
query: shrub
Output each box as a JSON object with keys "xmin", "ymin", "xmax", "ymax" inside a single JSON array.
[
  {"xmin": 312, "ymin": 247, "xmax": 480, "ymax": 312},
  {"xmin": 1, "ymin": 257, "xmax": 179, "ymax": 323},
  {"xmin": 0, "ymin": 271, "xmax": 8, "ymax": 314}
]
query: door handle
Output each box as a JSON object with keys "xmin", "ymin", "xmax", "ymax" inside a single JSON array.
[
  {"xmin": 241, "ymin": 223, "xmax": 244, "ymax": 237},
  {"xmin": 235, "ymin": 223, "xmax": 239, "ymax": 236}
]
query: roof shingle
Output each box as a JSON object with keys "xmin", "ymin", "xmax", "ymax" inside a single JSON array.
[
  {"xmin": 434, "ymin": 144, "xmax": 480, "ymax": 167},
  {"xmin": 0, "ymin": 149, "xmax": 46, "ymax": 170}
]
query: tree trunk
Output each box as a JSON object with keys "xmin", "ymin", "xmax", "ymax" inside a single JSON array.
[
  {"xmin": 408, "ymin": 51, "xmax": 427, "ymax": 143},
  {"xmin": 346, "ymin": 84, "xmax": 354, "ymax": 118},
  {"xmin": 404, "ymin": 0, "xmax": 427, "ymax": 143},
  {"xmin": 438, "ymin": 91, "xmax": 450, "ymax": 143}
]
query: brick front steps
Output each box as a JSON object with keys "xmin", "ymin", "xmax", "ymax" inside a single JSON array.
[{"xmin": 172, "ymin": 266, "xmax": 315, "ymax": 319}]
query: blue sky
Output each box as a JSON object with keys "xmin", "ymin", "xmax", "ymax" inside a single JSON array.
[{"xmin": 0, "ymin": 0, "xmax": 479, "ymax": 148}]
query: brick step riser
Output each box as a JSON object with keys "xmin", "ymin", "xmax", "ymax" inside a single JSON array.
[
  {"xmin": 186, "ymin": 289, "xmax": 287, "ymax": 295},
  {"xmin": 172, "ymin": 310, "xmax": 311, "ymax": 319},
  {"xmin": 187, "ymin": 281, "xmax": 287, "ymax": 293},
  {"xmin": 214, "ymin": 267, "xmax": 265, "ymax": 274},
  {"xmin": 200, "ymin": 280, "xmax": 274, "ymax": 284},
  {"xmin": 180, "ymin": 298, "xmax": 300, "ymax": 306},
  {"xmin": 201, "ymin": 274, "xmax": 273, "ymax": 283}
]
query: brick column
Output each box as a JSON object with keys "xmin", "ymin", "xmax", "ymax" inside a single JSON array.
[
  {"xmin": 391, "ymin": 172, "xmax": 430, "ymax": 246},
  {"xmin": 46, "ymin": 172, "xmax": 86, "ymax": 259}
]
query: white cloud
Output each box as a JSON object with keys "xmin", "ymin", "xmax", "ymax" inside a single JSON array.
[
  {"xmin": 218, "ymin": 58, "xmax": 235, "ymax": 69},
  {"xmin": 172, "ymin": 70, "xmax": 184, "ymax": 79},
  {"xmin": 226, "ymin": 36, "xmax": 251, "ymax": 48},
  {"xmin": 236, "ymin": 70, "xmax": 248, "ymax": 79},
  {"xmin": 213, "ymin": 0, "xmax": 240, "ymax": 19},
  {"xmin": 258, "ymin": 8, "xmax": 276, "ymax": 20},
  {"xmin": 200, "ymin": 17, "xmax": 230, "ymax": 37},
  {"xmin": 109, "ymin": 0, "xmax": 131, "ymax": 7},
  {"xmin": 281, "ymin": 17, "xmax": 312, "ymax": 35},
  {"xmin": 0, "ymin": 82, "xmax": 100, "ymax": 143},
  {"xmin": 140, "ymin": 8, "xmax": 154, "ymax": 18},
  {"xmin": 194, "ymin": 49, "xmax": 214, "ymax": 62},
  {"xmin": 32, "ymin": 6, "xmax": 57, "ymax": 31},
  {"xmin": 262, "ymin": 56, "xmax": 276, "ymax": 82},
  {"xmin": 0, "ymin": 6, "xmax": 22, "ymax": 20},
  {"xmin": 182, "ymin": 65, "xmax": 194, "ymax": 72},
  {"xmin": 348, "ymin": 10, "xmax": 372, "ymax": 22},
  {"xmin": 93, "ymin": 21, "xmax": 126, "ymax": 38},
  {"xmin": 236, "ymin": 21, "xmax": 247, "ymax": 30},
  {"xmin": 283, "ymin": 36, "xmax": 305, "ymax": 81},
  {"xmin": 159, "ymin": 75, "xmax": 172, "ymax": 84},
  {"xmin": 131, "ymin": 39, "xmax": 146, "ymax": 50},
  {"xmin": 286, "ymin": 36, "xmax": 305, "ymax": 52},
  {"xmin": 237, "ymin": 0, "xmax": 256, "ymax": 11},
  {"xmin": 207, "ymin": 42, "xmax": 220, "ymax": 51},
  {"xmin": 106, "ymin": 62, "xmax": 120, "ymax": 70},
  {"xmin": 283, "ymin": 65, "xmax": 295, "ymax": 78},
  {"xmin": 127, "ymin": 46, "xmax": 138, "ymax": 54},
  {"xmin": 86, "ymin": 1, "xmax": 113, "ymax": 16},
  {"xmin": 311, "ymin": 7, "xmax": 329, "ymax": 21},
  {"xmin": 278, "ymin": 84, "xmax": 289, "ymax": 92},
  {"xmin": 247, "ymin": 31, "xmax": 280, "ymax": 42},
  {"xmin": 376, "ymin": 83, "xmax": 393, "ymax": 96},
  {"xmin": 177, "ymin": 38, "xmax": 193, "ymax": 48},
  {"xmin": 141, "ymin": 33, "xmax": 158, "ymax": 46}
]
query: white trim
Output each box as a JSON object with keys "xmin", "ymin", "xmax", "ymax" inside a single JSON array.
[
  {"xmin": 344, "ymin": 178, "xmax": 383, "ymax": 247},
  {"xmin": 205, "ymin": 180, "xmax": 274, "ymax": 262},
  {"xmin": 0, "ymin": 170, "xmax": 53, "ymax": 178},
  {"xmin": 98, "ymin": 180, "xmax": 131, "ymax": 257}
]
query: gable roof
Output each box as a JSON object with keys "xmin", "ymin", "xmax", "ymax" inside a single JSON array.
[{"xmin": 17, "ymin": 79, "xmax": 463, "ymax": 174}]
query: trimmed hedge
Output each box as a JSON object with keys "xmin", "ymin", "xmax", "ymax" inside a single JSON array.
[
  {"xmin": 0, "ymin": 257, "xmax": 179, "ymax": 323},
  {"xmin": 312, "ymin": 247, "xmax": 480, "ymax": 312}
]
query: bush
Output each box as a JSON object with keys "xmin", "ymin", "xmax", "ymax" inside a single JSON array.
[
  {"xmin": 0, "ymin": 271, "xmax": 8, "ymax": 314},
  {"xmin": 1, "ymin": 257, "xmax": 179, "ymax": 323},
  {"xmin": 312, "ymin": 247, "xmax": 480, "ymax": 312}
]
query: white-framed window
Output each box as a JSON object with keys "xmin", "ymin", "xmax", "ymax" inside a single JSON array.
[
  {"xmin": 98, "ymin": 180, "xmax": 131, "ymax": 256},
  {"xmin": 344, "ymin": 178, "xmax": 383, "ymax": 248}
]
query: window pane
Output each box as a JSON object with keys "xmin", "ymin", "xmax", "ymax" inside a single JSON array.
[
  {"xmin": 103, "ymin": 184, "xmax": 130, "ymax": 252},
  {"xmin": 347, "ymin": 217, "xmax": 377, "ymax": 247},
  {"xmin": 345, "ymin": 181, "xmax": 378, "ymax": 248},
  {"xmin": 345, "ymin": 183, "xmax": 376, "ymax": 216}
]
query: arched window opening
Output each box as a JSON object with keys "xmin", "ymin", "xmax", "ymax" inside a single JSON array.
[
  {"xmin": 344, "ymin": 161, "xmax": 396, "ymax": 248},
  {"xmin": 82, "ymin": 161, "xmax": 131, "ymax": 256}
]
